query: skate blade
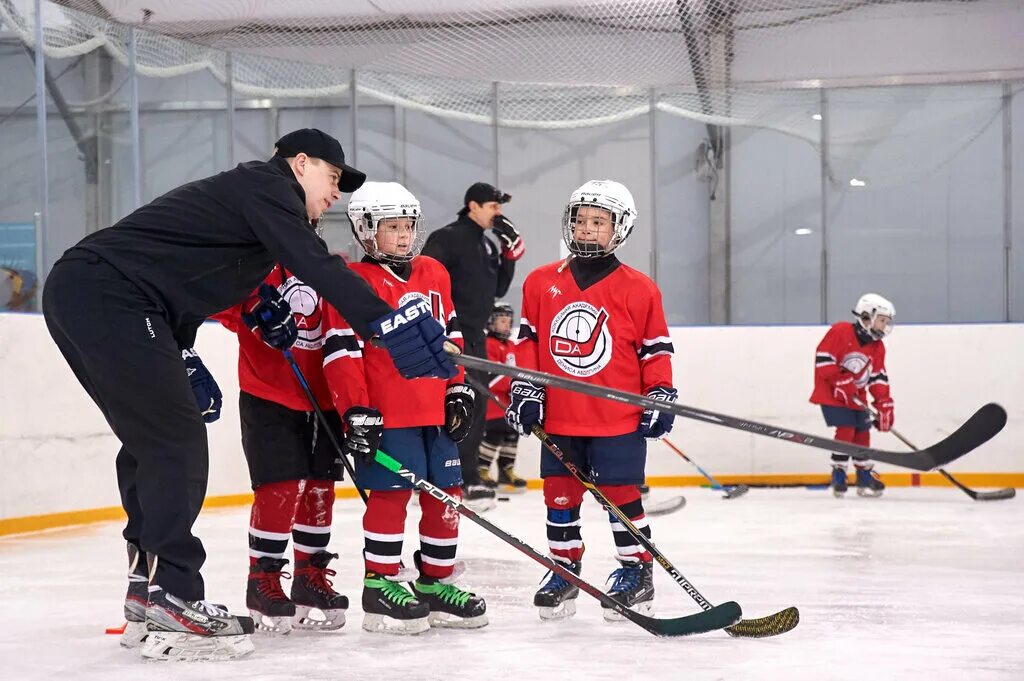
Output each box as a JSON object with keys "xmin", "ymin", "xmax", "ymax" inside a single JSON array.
[
  {"xmin": 293, "ymin": 605, "xmax": 346, "ymax": 631},
  {"xmin": 361, "ymin": 613, "xmax": 430, "ymax": 635},
  {"xmin": 538, "ymin": 599, "xmax": 577, "ymax": 621},
  {"xmin": 250, "ymin": 609, "xmax": 293, "ymax": 635},
  {"xmin": 140, "ymin": 631, "xmax": 255, "ymax": 662},
  {"xmin": 602, "ymin": 599, "xmax": 654, "ymax": 623},
  {"xmin": 427, "ymin": 611, "xmax": 489, "ymax": 629},
  {"xmin": 498, "ymin": 484, "xmax": 527, "ymax": 495},
  {"xmin": 464, "ymin": 498, "xmax": 498, "ymax": 513},
  {"xmin": 119, "ymin": 621, "xmax": 148, "ymax": 649},
  {"xmin": 856, "ymin": 488, "xmax": 884, "ymax": 498},
  {"xmin": 833, "ymin": 489, "xmax": 847, "ymax": 498}
]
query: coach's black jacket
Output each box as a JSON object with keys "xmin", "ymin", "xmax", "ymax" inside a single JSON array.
[{"xmin": 68, "ymin": 156, "xmax": 390, "ymax": 348}]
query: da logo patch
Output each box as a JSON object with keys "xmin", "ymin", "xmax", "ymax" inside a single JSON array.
[{"xmin": 548, "ymin": 302, "xmax": 612, "ymax": 377}]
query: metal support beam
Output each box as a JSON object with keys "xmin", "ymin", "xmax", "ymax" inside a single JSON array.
[
  {"xmin": 349, "ymin": 69, "xmax": 358, "ymax": 168},
  {"xmin": 225, "ymin": 51, "xmax": 235, "ymax": 167},
  {"xmin": 819, "ymin": 89, "xmax": 830, "ymax": 322},
  {"xmin": 128, "ymin": 26, "xmax": 141, "ymax": 209},
  {"xmin": 32, "ymin": 0, "xmax": 49, "ymax": 299},
  {"xmin": 648, "ymin": 88, "xmax": 658, "ymax": 284},
  {"xmin": 492, "ymin": 81, "xmax": 500, "ymax": 186},
  {"xmin": 1003, "ymin": 82, "xmax": 1013, "ymax": 321}
]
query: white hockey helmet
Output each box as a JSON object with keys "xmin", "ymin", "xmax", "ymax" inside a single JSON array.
[
  {"xmin": 347, "ymin": 181, "xmax": 423, "ymax": 265},
  {"xmin": 561, "ymin": 180, "xmax": 637, "ymax": 258},
  {"xmin": 853, "ymin": 293, "xmax": 895, "ymax": 340}
]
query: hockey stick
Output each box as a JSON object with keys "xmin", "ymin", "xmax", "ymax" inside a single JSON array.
[
  {"xmin": 465, "ymin": 376, "xmax": 796, "ymax": 638},
  {"xmin": 853, "ymin": 398, "xmax": 1015, "ymax": 502},
  {"xmin": 661, "ymin": 438, "xmax": 749, "ymax": 500},
  {"xmin": 645, "ymin": 496, "xmax": 687, "ymax": 516},
  {"xmin": 370, "ymin": 447, "xmax": 741, "ymax": 637},
  {"xmin": 436, "ymin": 348, "xmax": 1005, "ymax": 472}
]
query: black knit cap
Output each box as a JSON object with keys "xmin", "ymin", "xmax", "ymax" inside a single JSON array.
[{"xmin": 274, "ymin": 128, "xmax": 366, "ymax": 192}]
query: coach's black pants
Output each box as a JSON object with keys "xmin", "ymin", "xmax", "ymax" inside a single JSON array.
[
  {"xmin": 457, "ymin": 327, "xmax": 488, "ymax": 486},
  {"xmin": 42, "ymin": 252, "xmax": 208, "ymax": 600}
]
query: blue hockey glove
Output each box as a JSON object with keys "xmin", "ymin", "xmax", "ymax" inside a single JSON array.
[
  {"xmin": 241, "ymin": 283, "xmax": 298, "ymax": 350},
  {"xmin": 505, "ymin": 379, "xmax": 545, "ymax": 437},
  {"xmin": 369, "ymin": 299, "xmax": 457, "ymax": 380},
  {"xmin": 638, "ymin": 386, "xmax": 677, "ymax": 440},
  {"xmin": 182, "ymin": 348, "xmax": 222, "ymax": 423}
]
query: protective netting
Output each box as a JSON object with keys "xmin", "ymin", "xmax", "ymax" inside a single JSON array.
[{"xmin": 0, "ymin": 0, "xmax": 1020, "ymax": 186}]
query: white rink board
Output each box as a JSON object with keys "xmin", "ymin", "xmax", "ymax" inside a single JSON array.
[{"xmin": 1, "ymin": 312, "xmax": 1020, "ymax": 520}]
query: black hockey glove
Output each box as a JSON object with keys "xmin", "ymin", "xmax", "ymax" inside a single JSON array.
[
  {"xmin": 492, "ymin": 215, "xmax": 525, "ymax": 261},
  {"xmin": 182, "ymin": 348, "xmax": 222, "ymax": 423},
  {"xmin": 638, "ymin": 386, "xmax": 677, "ymax": 440},
  {"xmin": 444, "ymin": 384, "xmax": 477, "ymax": 442},
  {"xmin": 506, "ymin": 379, "xmax": 544, "ymax": 437},
  {"xmin": 343, "ymin": 406, "xmax": 384, "ymax": 465},
  {"xmin": 241, "ymin": 283, "xmax": 298, "ymax": 350},
  {"xmin": 369, "ymin": 299, "xmax": 457, "ymax": 380}
]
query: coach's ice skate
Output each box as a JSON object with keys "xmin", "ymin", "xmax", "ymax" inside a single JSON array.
[
  {"xmin": 534, "ymin": 560, "xmax": 581, "ymax": 621},
  {"xmin": 856, "ymin": 464, "xmax": 885, "ymax": 497},
  {"xmin": 120, "ymin": 542, "xmax": 149, "ymax": 649},
  {"xmin": 246, "ymin": 556, "xmax": 295, "ymax": 634},
  {"xmin": 602, "ymin": 560, "xmax": 654, "ymax": 622},
  {"xmin": 142, "ymin": 586, "xmax": 255, "ymax": 661},
  {"xmin": 361, "ymin": 570, "xmax": 430, "ymax": 634},
  {"xmin": 291, "ymin": 551, "xmax": 348, "ymax": 631},
  {"xmin": 831, "ymin": 464, "xmax": 848, "ymax": 498}
]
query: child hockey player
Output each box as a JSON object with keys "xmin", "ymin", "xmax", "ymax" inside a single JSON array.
[
  {"xmin": 477, "ymin": 301, "xmax": 527, "ymax": 493},
  {"xmin": 810, "ymin": 293, "xmax": 895, "ymax": 498},
  {"xmin": 505, "ymin": 180, "xmax": 676, "ymax": 622},
  {"xmin": 214, "ymin": 264, "xmax": 348, "ymax": 634},
  {"xmin": 323, "ymin": 181, "xmax": 488, "ymax": 633}
]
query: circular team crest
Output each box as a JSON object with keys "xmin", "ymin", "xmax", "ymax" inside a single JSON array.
[
  {"xmin": 548, "ymin": 302, "xmax": 612, "ymax": 377},
  {"xmin": 280, "ymin": 276, "xmax": 323, "ymax": 350},
  {"xmin": 841, "ymin": 352, "xmax": 871, "ymax": 387}
]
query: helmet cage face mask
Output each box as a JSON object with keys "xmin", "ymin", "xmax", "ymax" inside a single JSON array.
[
  {"xmin": 348, "ymin": 208, "xmax": 424, "ymax": 266},
  {"xmin": 561, "ymin": 182, "xmax": 636, "ymax": 258},
  {"xmin": 486, "ymin": 302, "xmax": 515, "ymax": 341}
]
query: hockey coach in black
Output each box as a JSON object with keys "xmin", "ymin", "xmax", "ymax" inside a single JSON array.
[{"xmin": 41, "ymin": 129, "xmax": 456, "ymax": 644}]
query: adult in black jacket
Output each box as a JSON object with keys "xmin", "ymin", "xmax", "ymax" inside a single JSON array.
[
  {"xmin": 41, "ymin": 129, "xmax": 454, "ymax": 655},
  {"xmin": 422, "ymin": 182, "xmax": 525, "ymax": 505}
]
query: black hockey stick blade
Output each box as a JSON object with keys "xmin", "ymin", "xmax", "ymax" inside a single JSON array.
[
  {"xmin": 372, "ymin": 448, "xmax": 740, "ymax": 637},
  {"xmin": 723, "ymin": 485, "xmax": 750, "ymax": 500},
  {"xmin": 938, "ymin": 468, "xmax": 1016, "ymax": 502},
  {"xmin": 646, "ymin": 495, "xmax": 687, "ymax": 516},
  {"xmin": 445, "ymin": 350, "xmax": 1006, "ymax": 472},
  {"xmin": 725, "ymin": 606, "xmax": 800, "ymax": 638}
]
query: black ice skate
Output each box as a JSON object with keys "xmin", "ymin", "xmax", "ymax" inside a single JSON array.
[
  {"xmin": 361, "ymin": 570, "xmax": 430, "ymax": 635},
  {"xmin": 463, "ymin": 484, "xmax": 498, "ymax": 512},
  {"xmin": 246, "ymin": 556, "xmax": 295, "ymax": 634},
  {"xmin": 411, "ymin": 551, "xmax": 487, "ymax": 629},
  {"xmin": 498, "ymin": 464, "xmax": 528, "ymax": 494},
  {"xmin": 142, "ymin": 585, "xmax": 255, "ymax": 661},
  {"xmin": 831, "ymin": 464, "xmax": 849, "ymax": 498},
  {"xmin": 534, "ymin": 559, "xmax": 581, "ymax": 621},
  {"xmin": 602, "ymin": 560, "xmax": 654, "ymax": 622},
  {"xmin": 291, "ymin": 551, "xmax": 348, "ymax": 631},
  {"xmin": 856, "ymin": 464, "xmax": 885, "ymax": 498},
  {"xmin": 120, "ymin": 542, "xmax": 150, "ymax": 649}
]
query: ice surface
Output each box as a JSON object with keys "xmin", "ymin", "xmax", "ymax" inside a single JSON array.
[{"xmin": 2, "ymin": 488, "xmax": 1022, "ymax": 680}]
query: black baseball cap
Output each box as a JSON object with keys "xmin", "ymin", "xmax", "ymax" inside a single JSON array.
[
  {"xmin": 274, "ymin": 128, "xmax": 366, "ymax": 192},
  {"xmin": 464, "ymin": 182, "xmax": 511, "ymax": 207}
]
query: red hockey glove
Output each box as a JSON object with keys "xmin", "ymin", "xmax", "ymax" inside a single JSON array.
[
  {"xmin": 492, "ymin": 215, "xmax": 525, "ymax": 261},
  {"xmin": 873, "ymin": 398, "xmax": 894, "ymax": 432},
  {"xmin": 830, "ymin": 372, "xmax": 858, "ymax": 407}
]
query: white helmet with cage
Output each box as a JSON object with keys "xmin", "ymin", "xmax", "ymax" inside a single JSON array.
[
  {"xmin": 561, "ymin": 180, "xmax": 637, "ymax": 258},
  {"xmin": 853, "ymin": 293, "xmax": 895, "ymax": 340},
  {"xmin": 346, "ymin": 181, "xmax": 423, "ymax": 265}
]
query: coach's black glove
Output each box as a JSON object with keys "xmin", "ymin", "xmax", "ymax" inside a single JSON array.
[
  {"xmin": 492, "ymin": 215, "xmax": 525, "ymax": 261},
  {"xmin": 343, "ymin": 406, "xmax": 384, "ymax": 464},
  {"xmin": 444, "ymin": 384, "xmax": 477, "ymax": 442},
  {"xmin": 242, "ymin": 283, "xmax": 298, "ymax": 350},
  {"xmin": 182, "ymin": 348, "xmax": 222, "ymax": 423}
]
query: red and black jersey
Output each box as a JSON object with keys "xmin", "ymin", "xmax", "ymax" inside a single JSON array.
[
  {"xmin": 484, "ymin": 334, "xmax": 517, "ymax": 421},
  {"xmin": 213, "ymin": 264, "xmax": 330, "ymax": 412},
  {"xmin": 322, "ymin": 256, "xmax": 463, "ymax": 427},
  {"xmin": 810, "ymin": 321, "xmax": 890, "ymax": 408},
  {"xmin": 515, "ymin": 257, "xmax": 673, "ymax": 437}
]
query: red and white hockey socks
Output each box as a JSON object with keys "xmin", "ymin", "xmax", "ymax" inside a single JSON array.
[
  {"xmin": 249, "ymin": 480, "xmax": 302, "ymax": 566},
  {"xmin": 600, "ymin": 484, "xmax": 653, "ymax": 563},
  {"xmin": 293, "ymin": 479, "xmax": 334, "ymax": 562},
  {"xmin": 418, "ymin": 487, "xmax": 461, "ymax": 579},
  {"xmin": 544, "ymin": 476, "xmax": 586, "ymax": 564},
  {"xmin": 363, "ymin": 489, "xmax": 411, "ymax": 576}
]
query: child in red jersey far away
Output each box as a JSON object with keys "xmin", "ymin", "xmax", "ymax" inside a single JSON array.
[
  {"xmin": 810, "ymin": 293, "xmax": 895, "ymax": 498},
  {"xmin": 322, "ymin": 182, "xmax": 487, "ymax": 634},
  {"xmin": 505, "ymin": 180, "xmax": 677, "ymax": 622}
]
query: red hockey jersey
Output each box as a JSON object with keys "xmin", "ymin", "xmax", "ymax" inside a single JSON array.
[
  {"xmin": 323, "ymin": 256, "xmax": 463, "ymax": 427},
  {"xmin": 809, "ymin": 321, "xmax": 890, "ymax": 408},
  {"xmin": 516, "ymin": 259, "xmax": 673, "ymax": 436},
  {"xmin": 213, "ymin": 265, "xmax": 330, "ymax": 412},
  {"xmin": 484, "ymin": 334, "xmax": 517, "ymax": 421}
]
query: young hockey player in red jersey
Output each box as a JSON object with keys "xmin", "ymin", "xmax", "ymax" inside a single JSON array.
[
  {"xmin": 810, "ymin": 293, "xmax": 895, "ymax": 498},
  {"xmin": 477, "ymin": 302, "xmax": 527, "ymax": 493},
  {"xmin": 214, "ymin": 264, "xmax": 348, "ymax": 634},
  {"xmin": 323, "ymin": 182, "xmax": 488, "ymax": 634},
  {"xmin": 506, "ymin": 180, "xmax": 676, "ymax": 622}
]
